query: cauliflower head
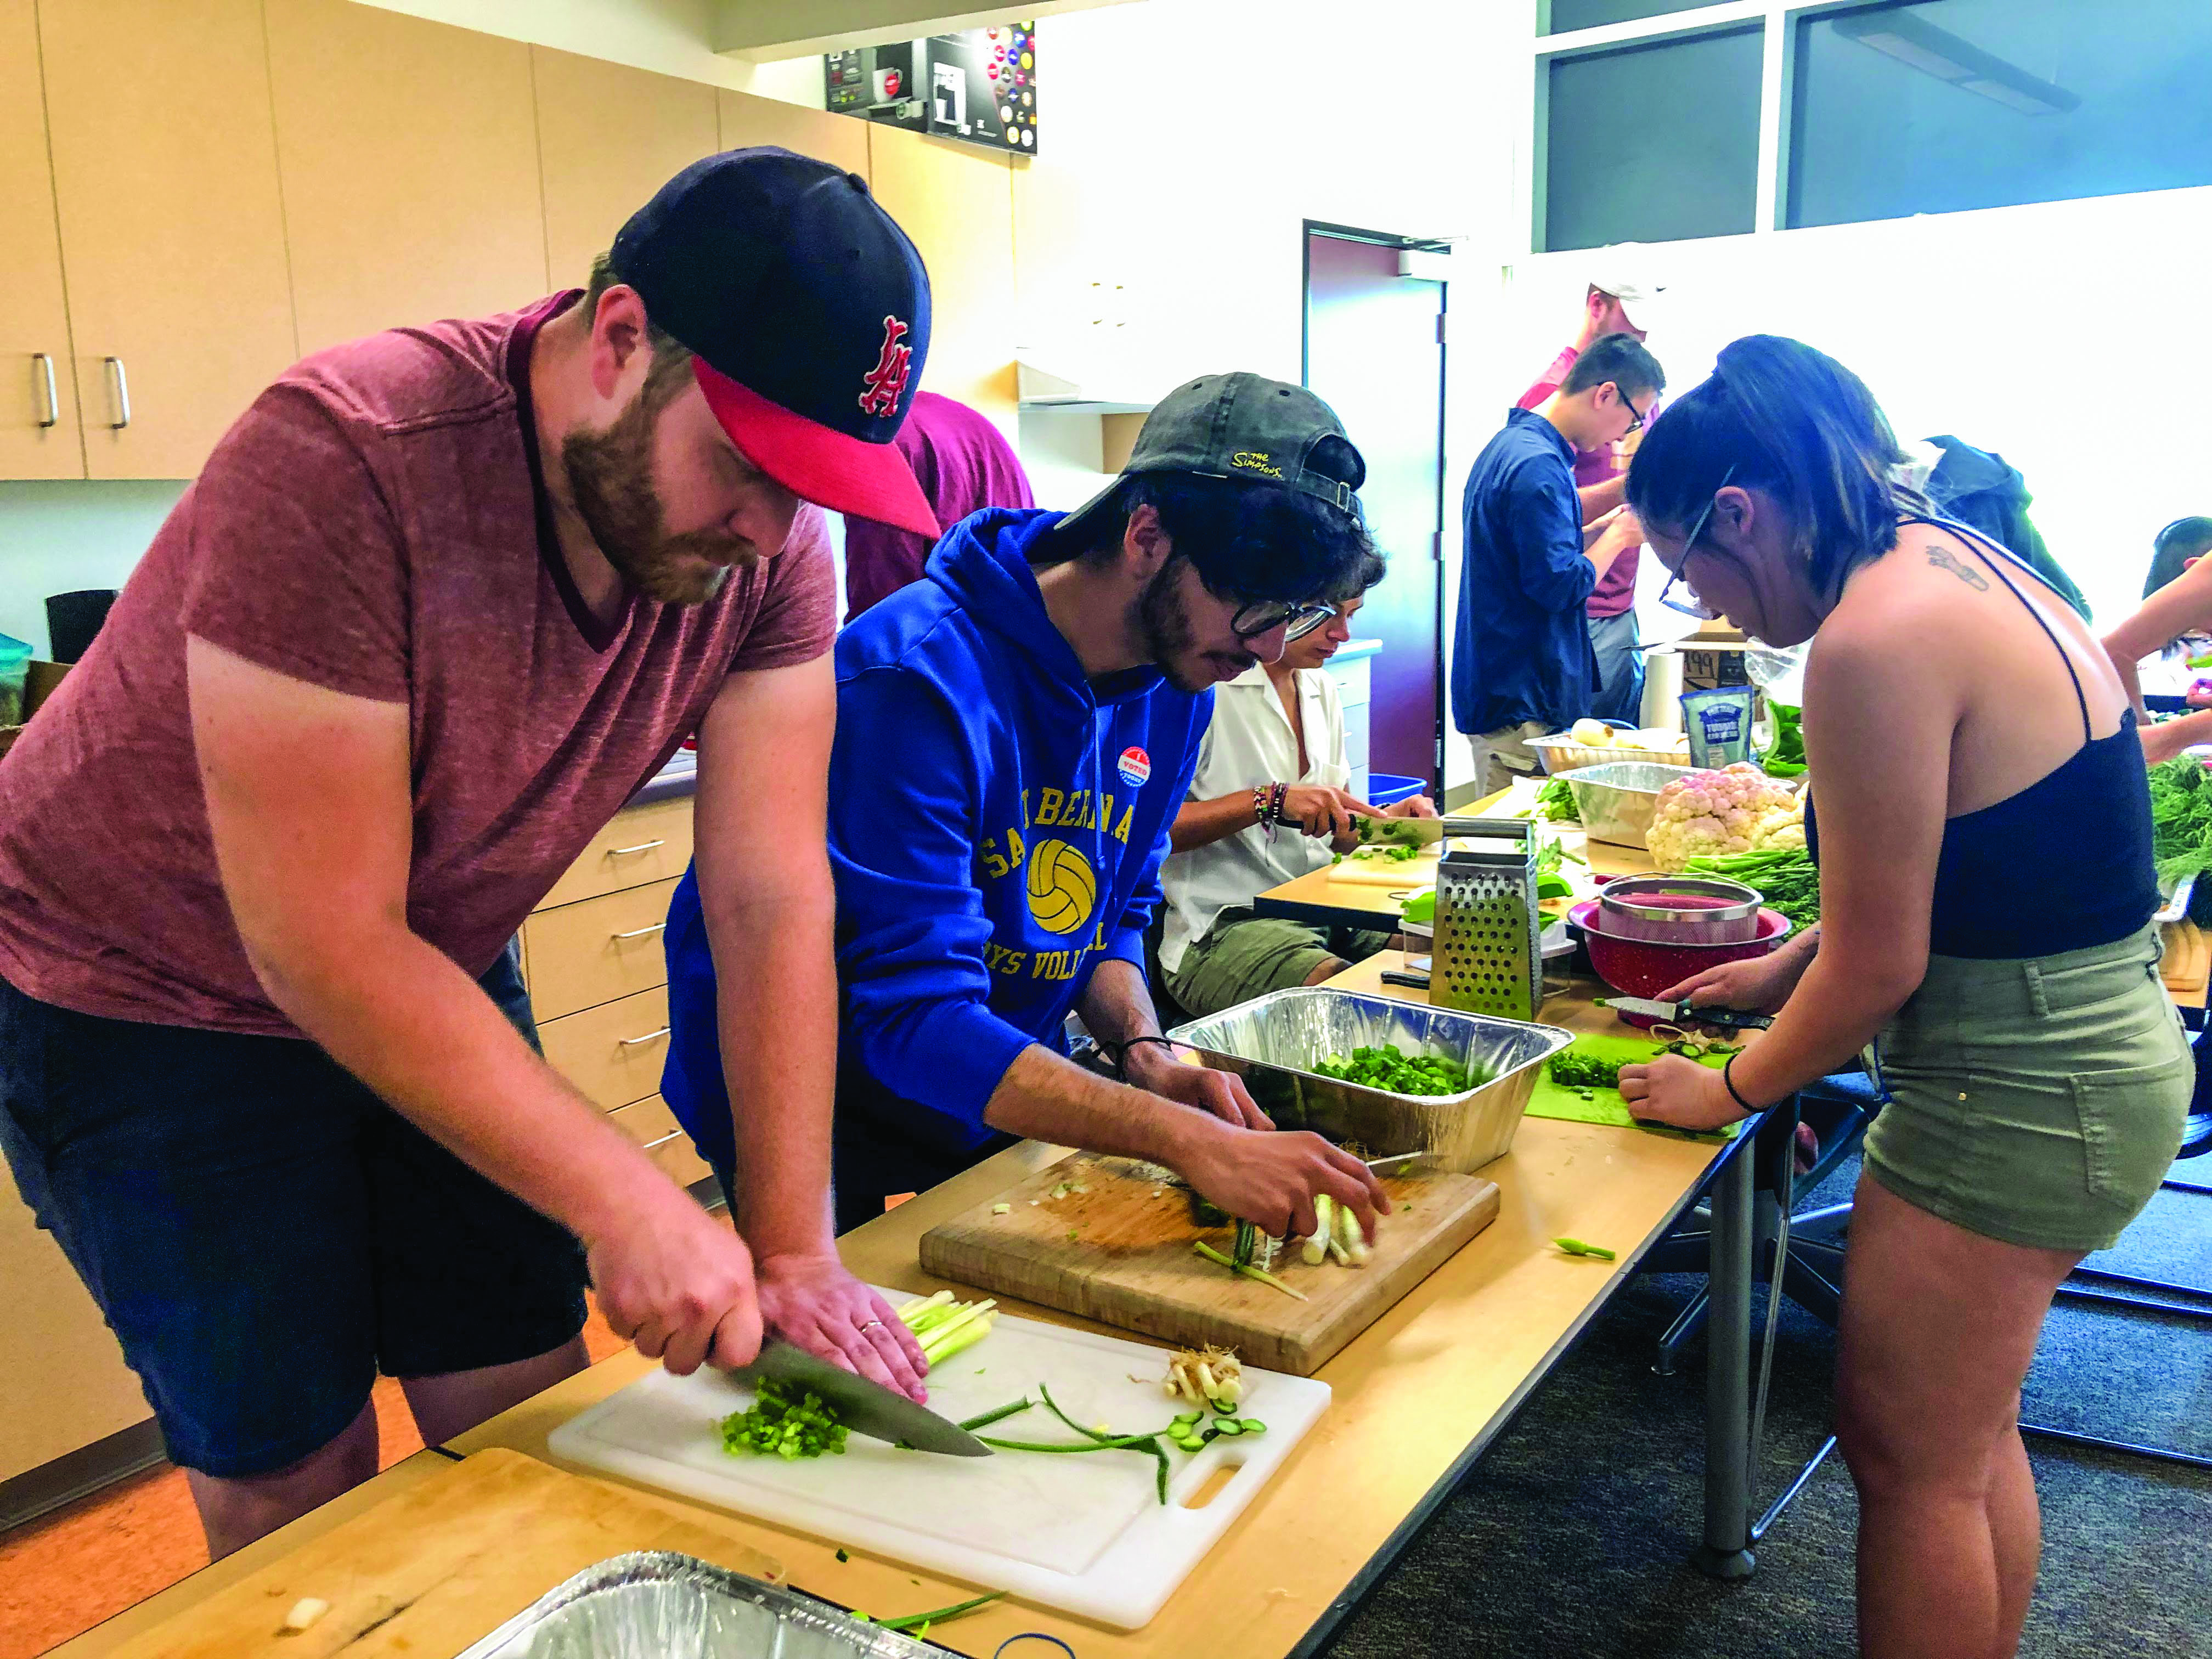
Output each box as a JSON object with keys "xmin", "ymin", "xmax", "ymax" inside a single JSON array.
[{"xmin": 1646, "ymin": 764, "xmax": 1799, "ymax": 870}]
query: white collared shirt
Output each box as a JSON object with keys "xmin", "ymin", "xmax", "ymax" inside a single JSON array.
[{"xmin": 1159, "ymin": 662, "xmax": 1349, "ymax": 973}]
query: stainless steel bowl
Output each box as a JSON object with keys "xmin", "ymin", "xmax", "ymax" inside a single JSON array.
[
  {"xmin": 1561, "ymin": 760, "xmax": 1701, "ymax": 849},
  {"xmin": 455, "ymin": 1551, "xmax": 940, "ymax": 1657},
  {"xmin": 1166, "ymin": 988, "xmax": 1573, "ymax": 1173},
  {"xmin": 1596, "ymin": 874, "xmax": 1763, "ymax": 944}
]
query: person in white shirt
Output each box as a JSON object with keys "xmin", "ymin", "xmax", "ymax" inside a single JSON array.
[{"xmin": 1159, "ymin": 583, "xmax": 1438, "ymax": 1018}]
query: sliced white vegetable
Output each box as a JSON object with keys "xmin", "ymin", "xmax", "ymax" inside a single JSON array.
[{"xmin": 283, "ymin": 1598, "xmax": 330, "ymax": 1632}]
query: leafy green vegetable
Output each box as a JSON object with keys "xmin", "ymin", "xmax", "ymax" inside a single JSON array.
[
  {"xmin": 1347, "ymin": 843, "xmax": 1421, "ymax": 863},
  {"xmin": 1549, "ymin": 1049, "xmax": 1626, "ymax": 1090},
  {"xmin": 1312, "ymin": 1042, "xmax": 1474, "ymax": 1096},
  {"xmin": 719, "ymin": 1378, "xmax": 849, "ymax": 1460},
  {"xmin": 1355, "ymin": 816, "xmax": 1431, "ymax": 848},
  {"xmin": 1760, "ymin": 702, "xmax": 1807, "ymax": 778},
  {"xmin": 2149, "ymin": 755, "xmax": 2212, "ymax": 888},
  {"xmin": 1683, "ymin": 845, "xmax": 1820, "ymax": 934},
  {"xmin": 1535, "ymin": 775, "xmax": 1582, "ymax": 823}
]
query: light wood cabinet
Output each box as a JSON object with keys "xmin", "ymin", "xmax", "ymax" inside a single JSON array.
[
  {"xmin": 718, "ymin": 88, "xmax": 870, "ymax": 176},
  {"xmin": 37, "ymin": 0, "xmax": 296, "ymax": 478},
  {"xmin": 266, "ymin": 0, "xmax": 549, "ymax": 357},
  {"xmin": 533, "ymin": 49, "xmax": 721, "ymax": 297},
  {"xmin": 0, "ymin": 0, "xmax": 79, "ymax": 477},
  {"xmin": 865, "ymin": 126, "xmax": 1017, "ymax": 433}
]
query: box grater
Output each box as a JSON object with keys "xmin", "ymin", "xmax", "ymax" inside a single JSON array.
[{"xmin": 1430, "ymin": 817, "xmax": 1542, "ymax": 1020}]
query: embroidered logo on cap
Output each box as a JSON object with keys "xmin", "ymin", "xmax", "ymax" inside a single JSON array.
[
  {"xmin": 1117, "ymin": 747, "xmax": 1152, "ymax": 788},
  {"xmin": 858, "ymin": 316, "xmax": 913, "ymax": 416}
]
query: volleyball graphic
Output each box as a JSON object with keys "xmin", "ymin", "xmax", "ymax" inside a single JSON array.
[{"xmin": 1025, "ymin": 838, "xmax": 1097, "ymax": 935}]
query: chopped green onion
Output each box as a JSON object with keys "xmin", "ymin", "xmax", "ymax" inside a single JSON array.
[{"xmin": 1193, "ymin": 1240, "xmax": 1309, "ymax": 1300}]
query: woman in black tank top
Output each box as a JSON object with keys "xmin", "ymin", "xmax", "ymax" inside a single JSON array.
[{"xmin": 1614, "ymin": 337, "xmax": 2188, "ymax": 1659}]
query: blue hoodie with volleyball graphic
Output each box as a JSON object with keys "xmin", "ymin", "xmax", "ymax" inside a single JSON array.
[{"xmin": 660, "ymin": 506, "xmax": 1211, "ymax": 1177}]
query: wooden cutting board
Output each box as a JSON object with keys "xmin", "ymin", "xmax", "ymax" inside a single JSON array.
[
  {"xmin": 918, "ymin": 1153, "xmax": 1498, "ymax": 1375},
  {"xmin": 107, "ymin": 1449, "xmax": 783, "ymax": 1659},
  {"xmin": 2162, "ymin": 919, "xmax": 2209, "ymax": 997}
]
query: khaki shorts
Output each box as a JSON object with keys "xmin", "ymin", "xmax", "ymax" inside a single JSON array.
[
  {"xmin": 1469, "ymin": 720, "xmax": 1548, "ymax": 797},
  {"xmin": 1864, "ymin": 926, "xmax": 2193, "ymax": 1254},
  {"xmin": 1165, "ymin": 910, "xmax": 1391, "ymax": 1020}
]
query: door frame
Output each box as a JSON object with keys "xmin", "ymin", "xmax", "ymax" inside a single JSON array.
[{"xmin": 1300, "ymin": 221, "xmax": 1453, "ymax": 794}]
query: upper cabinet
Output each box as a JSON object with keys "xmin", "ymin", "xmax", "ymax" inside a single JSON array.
[
  {"xmin": 717, "ymin": 89, "xmax": 870, "ymax": 176},
  {"xmin": 0, "ymin": 0, "xmax": 77, "ymax": 478},
  {"xmin": 535, "ymin": 49, "xmax": 721, "ymax": 295},
  {"xmin": 38, "ymin": 0, "xmax": 297, "ymax": 478},
  {"xmin": 266, "ymin": 0, "xmax": 549, "ymax": 356},
  {"xmin": 866, "ymin": 126, "xmax": 1017, "ymax": 433}
]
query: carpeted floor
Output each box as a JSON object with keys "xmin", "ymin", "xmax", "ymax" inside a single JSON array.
[{"xmin": 1325, "ymin": 1160, "xmax": 2212, "ymax": 1659}]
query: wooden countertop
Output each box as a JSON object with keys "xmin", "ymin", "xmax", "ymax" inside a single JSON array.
[{"xmin": 65, "ymin": 961, "xmax": 1728, "ymax": 1659}]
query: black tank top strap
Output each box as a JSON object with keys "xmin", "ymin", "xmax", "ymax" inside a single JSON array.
[{"xmin": 1898, "ymin": 514, "xmax": 2091, "ymax": 742}]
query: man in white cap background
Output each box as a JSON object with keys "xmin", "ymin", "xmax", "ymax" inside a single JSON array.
[{"xmin": 1515, "ymin": 251, "xmax": 1666, "ymax": 724}]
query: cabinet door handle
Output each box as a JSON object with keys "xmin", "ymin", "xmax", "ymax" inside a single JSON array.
[
  {"xmin": 32, "ymin": 354, "xmax": 58, "ymax": 428},
  {"xmin": 618, "ymin": 1026, "xmax": 672, "ymax": 1047},
  {"xmin": 611, "ymin": 922, "xmax": 667, "ymax": 941},
  {"xmin": 608, "ymin": 839, "xmax": 666, "ymax": 856},
  {"xmin": 103, "ymin": 357, "xmax": 131, "ymax": 430}
]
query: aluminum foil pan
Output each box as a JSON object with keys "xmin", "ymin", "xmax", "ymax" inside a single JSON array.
[
  {"xmin": 453, "ymin": 1550, "xmax": 944, "ymax": 1658},
  {"xmin": 1561, "ymin": 760, "xmax": 1700, "ymax": 849},
  {"xmin": 1166, "ymin": 988, "xmax": 1572, "ymax": 1173}
]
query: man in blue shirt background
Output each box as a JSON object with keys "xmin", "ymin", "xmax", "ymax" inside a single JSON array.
[{"xmin": 1453, "ymin": 333, "xmax": 1666, "ymax": 793}]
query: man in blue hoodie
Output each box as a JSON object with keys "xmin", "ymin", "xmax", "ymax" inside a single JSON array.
[{"xmin": 664, "ymin": 373, "xmax": 1390, "ymax": 1305}]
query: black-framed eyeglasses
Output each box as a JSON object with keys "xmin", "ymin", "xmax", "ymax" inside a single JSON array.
[
  {"xmin": 1231, "ymin": 598, "xmax": 1337, "ymax": 642},
  {"xmin": 1655, "ymin": 464, "xmax": 1736, "ymax": 620},
  {"xmin": 1611, "ymin": 381, "xmax": 1649, "ymax": 436}
]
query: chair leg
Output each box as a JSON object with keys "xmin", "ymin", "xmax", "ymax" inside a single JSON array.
[
  {"xmin": 1655, "ymin": 1289, "xmax": 1711, "ymax": 1376},
  {"xmin": 1786, "ymin": 1201, "xmax": 1853, "ymax": 1246},
  {"xmin": 2019, "ymin": 1421, "xmax": 2212, "ymax": 1471}
]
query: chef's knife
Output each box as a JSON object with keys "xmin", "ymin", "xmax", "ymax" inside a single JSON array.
[
  {"xmin": 727, "ymin": 1340, "xmax": 992, "ymax": 1457},
  {"xmin": 1605, "ymin": 995, "xmax": 1773, "ymax": 1032}
]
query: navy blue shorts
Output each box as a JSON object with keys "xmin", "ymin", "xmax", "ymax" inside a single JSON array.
[{"xmin": 0, "ymin": 943, "xmax": 588, "ymax": 1479}]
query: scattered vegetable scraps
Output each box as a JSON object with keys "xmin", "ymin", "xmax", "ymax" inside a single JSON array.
[
  {"xmin": 854, "ymin": 1590, "xmax": 1006, "ymax": 1635},
  {"xmin": 1313, "ymin": 1042, "xmax": 1473, "ymax": 1096},
  {"xmin": 1535, "ymin": 775, "xmax": 1582, "ymax": 824},
  {"xmin": 1553, "ymin": 1237, "xmax": 1617, "ymax": 1261},
  {"xmin": 1165, "ymin": 1345, "xmax": 1243, "ymax": 1408}
]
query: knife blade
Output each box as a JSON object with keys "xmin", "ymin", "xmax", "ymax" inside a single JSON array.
[
  {"xmin": 726, "ymin": 1340, "xmax": 992, "ymax": 1457},
  {"xmin": 1606, "ymin": 995, "xmax": 1773, "ymax": 1031}
]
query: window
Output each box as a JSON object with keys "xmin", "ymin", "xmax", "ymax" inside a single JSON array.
[
  {"xmin": 1790, "ymin": 0, "xmax": 2212, "ymax": 229},
  {"xmin": 1542, "ymin": 26, "xmax": 1763, "ymax": 252},
  {"xmin": 1545, "ymin": 0, "xmax": 1717, "ymax": 32}
]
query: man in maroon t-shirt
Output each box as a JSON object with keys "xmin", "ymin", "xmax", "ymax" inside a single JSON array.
[
  {"xmin": 842, "ymin": 389, "xmax": 1035, "ymax": 619},
  {"xmin": 0, "ymin": 150, "xmax": 940, "ymax": 1555},
  {"xmin": 1517, "ymin": 258, "xmax": 1665, "ymax": 724}
]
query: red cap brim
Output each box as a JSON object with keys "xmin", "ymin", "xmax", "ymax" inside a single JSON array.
[{"xmin": 692, "ymin": 359, "xmax": 938, "ymax": 537}]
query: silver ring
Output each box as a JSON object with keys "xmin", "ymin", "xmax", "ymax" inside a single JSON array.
[{"xmin": 859, "ymin": 1318, "xmax": 885, "ymax": 1333}]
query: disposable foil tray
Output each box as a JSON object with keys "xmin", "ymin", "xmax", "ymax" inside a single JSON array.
[
  {"xmin": 1166, "ymin": 988, "xmax": 1571, "ymax": 1172},
  {"xmin": 453, "ymin": 1551, "xmax": 942, "ymax": 1658}
]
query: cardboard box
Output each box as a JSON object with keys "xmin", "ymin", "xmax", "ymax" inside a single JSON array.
[{"xmin": 0, "ymin": 660, "xmax": 71, "ymax": 759}]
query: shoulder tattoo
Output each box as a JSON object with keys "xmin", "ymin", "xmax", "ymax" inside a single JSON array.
[{"xmin": 1923, "ymin": 541, "xmax": 1990, "ymax": 591}]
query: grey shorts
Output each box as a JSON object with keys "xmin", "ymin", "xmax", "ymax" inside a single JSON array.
[
  {"xmin": 1864, "ymin": 926, "xmax": 2193, "ymax": 1253},
  {"xmin": 1165, "ymin": 910, "xmax": 1391, "ymax": 1020}
]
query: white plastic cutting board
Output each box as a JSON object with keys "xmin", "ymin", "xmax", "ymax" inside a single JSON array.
[{"xmin": 548, "ymin": 1290, "xmax": 1330, "ymax": 1630}]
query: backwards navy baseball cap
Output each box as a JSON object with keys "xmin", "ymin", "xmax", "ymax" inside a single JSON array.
[{"xmin": 609, "ymin": 146, "xmax": 938, "ymax": 537}]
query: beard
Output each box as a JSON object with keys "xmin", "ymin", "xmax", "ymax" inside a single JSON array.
[
  {"xmin": 1138, "ymin": 557, "xmax": 1256, "ymax": 693},
  {"xmin": 561, "ymin": 388, "xmax": 757, "ymax": 606}
]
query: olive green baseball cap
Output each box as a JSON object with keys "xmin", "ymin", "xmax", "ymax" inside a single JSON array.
[{"xmin": 1054, "ymin": 371, "xmax": 1367, "ymax": 548}]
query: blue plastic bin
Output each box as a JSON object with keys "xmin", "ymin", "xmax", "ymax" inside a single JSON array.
[{"xmin": 1365, "ymin": 771, "xmax": 1430, "ymax": 808}]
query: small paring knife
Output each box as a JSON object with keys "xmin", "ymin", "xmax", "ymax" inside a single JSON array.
[{"xmin": 1605, "ymin": 995, "xmax": 1773, "ymax": 1032}]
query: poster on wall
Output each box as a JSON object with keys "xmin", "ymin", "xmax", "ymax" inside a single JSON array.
[{"xmin": 826, "ymin": 21, "xmax": 1037, "ymax": 155}]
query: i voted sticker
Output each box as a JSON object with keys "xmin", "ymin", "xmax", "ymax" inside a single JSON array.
[{"xmin": 1117, "ymin": 746, "xmax": 1152, "ymax": 788}]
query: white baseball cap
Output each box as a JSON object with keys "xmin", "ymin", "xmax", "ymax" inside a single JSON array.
[{"xmin": 1588, "ymin": 245, "xmax": 1665, "ymax": 330}]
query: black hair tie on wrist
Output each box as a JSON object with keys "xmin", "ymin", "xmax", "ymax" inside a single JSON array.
[
  {"xmin": 1722, "ymin": 1052, "xmax": 1762, "ymax": 1115},
  {"xmin": 1107, "ymin": 1034, "xmax": 1180, "ymax": 1080}
]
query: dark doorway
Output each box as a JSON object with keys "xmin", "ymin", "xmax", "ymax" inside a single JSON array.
[{"xmin": 1303, "ymin": 226, "xmax": 1447, "ymax": 795}]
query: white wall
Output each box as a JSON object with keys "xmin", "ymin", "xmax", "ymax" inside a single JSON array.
[{"xmin": 1497, "ymin": 184, "xmax": 2212, "ymax": 631}]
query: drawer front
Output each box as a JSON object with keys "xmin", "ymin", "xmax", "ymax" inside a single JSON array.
[
  {"xmin": 608, "ymin": 1093, "xmax": 713, "ymax": 1189},
  {"xmin": 535, "ymin": 797, "xmax": 695, "ymax": 912},
  {"xmin": 539, "ymin": 986, "xmax": 669, "ymax": 1111},
  {"xmin": 1327, "ymin": 656, "xmax": 1372, "ymax": 708},
  {"xmin": 523, "ymin": 878, "xmax": 680, "ymax": 1021}
]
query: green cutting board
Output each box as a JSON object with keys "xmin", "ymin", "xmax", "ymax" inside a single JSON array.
[{"xmin": 1526, "ymin": 1031, "xmax": 1739, "ymax": 1143}]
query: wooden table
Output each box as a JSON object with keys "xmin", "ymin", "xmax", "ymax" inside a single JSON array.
[{"xmin": 55, "ymin": 967, "xmax": 1760, "ymax": 1658}]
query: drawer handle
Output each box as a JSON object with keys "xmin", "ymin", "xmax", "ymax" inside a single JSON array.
[
  {"xmin": 619, "ymin": 1026, "xmax": 671, "ymax": 1047},
  {"xmin": 608, "ymin": 839, "xmax": 667, "ymax": 856},
  {"xmin": 33, "ymin": 353, "xmax": 59, "ymax": 427},
  {"xmin": 103, "ymin": 356, "xmax": 130, "ymax": 429},
  {"xmin": 611, "ymin": 922, "xmax": 667, "ymax": 941},
  {"xmin": 642, "ymin": 1127, "xmax": 686, "ymax": 1152}
]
